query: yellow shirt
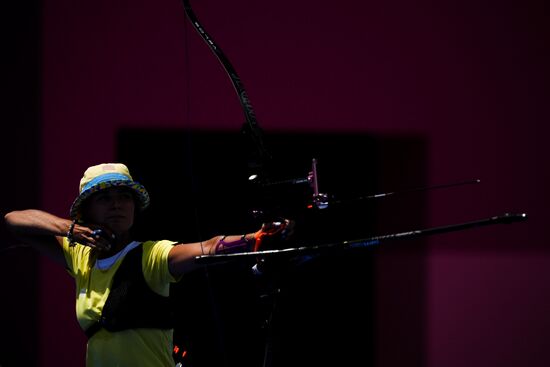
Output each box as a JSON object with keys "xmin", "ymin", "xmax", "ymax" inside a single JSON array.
[{"xmin": 62, "ymin": 238, "xmax": 178, "ymax": 367}]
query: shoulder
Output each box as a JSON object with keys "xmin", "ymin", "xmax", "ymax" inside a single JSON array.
[
  {"xmin": 140, "ymin": 240, "xmax": 179, "ymax": 273},
  {"xmin": 140, "ymin": 240, "xmax": 180, "ymax": 291},
  {"xmin": 141, "ymin": 240, "xmax": 178, "ymax": 259},
  {"xmin": 61, "ymin": 236, "xmax": 93, "ymax": 276}
]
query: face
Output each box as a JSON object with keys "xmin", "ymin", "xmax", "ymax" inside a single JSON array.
[{"xmin": 83, "ymin": 186, "xmax": 136, "ymax": 235}]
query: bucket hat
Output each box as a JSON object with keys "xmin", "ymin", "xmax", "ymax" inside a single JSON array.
[{"xmin": 69, "ymin": 163, "xmax": 150, "ymax": 219}]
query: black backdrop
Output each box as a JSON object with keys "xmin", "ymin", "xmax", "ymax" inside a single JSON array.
[
  {"xmin": 0, "ymin": 1, "xmax": 41, "ymax": 366},
  {"xmin": 118, "ymin": 129, "xmax": 427, "ymax": 367}
]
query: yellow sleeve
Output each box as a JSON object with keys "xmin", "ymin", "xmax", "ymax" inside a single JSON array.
[
  {"xmin": 142, "ymin": 240, "xmax": 179, "ymax": 296},
  {"xmin": 61, "ymin": 236, "xmax": 92, "ymax": 278}
]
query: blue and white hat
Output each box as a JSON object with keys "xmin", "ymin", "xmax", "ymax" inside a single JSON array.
[{"xmin": 69, "ymin": 163, "xmax": 150, "ymax": 219}]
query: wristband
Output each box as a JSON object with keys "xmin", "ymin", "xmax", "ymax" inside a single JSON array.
[{"xmin": 67, "ymin": 220, "xmax": 77, "ymax": 247}]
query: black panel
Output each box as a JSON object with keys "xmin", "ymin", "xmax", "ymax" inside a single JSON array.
[
  {"xmin": 118, "ymin": 129, "xmax": 427, "ymax": 367},
  {"xmin": 0, "ymin": 1, "xmax": 41, "ymax": 366}
]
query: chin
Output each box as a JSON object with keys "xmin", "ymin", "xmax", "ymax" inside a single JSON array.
[{"xmin": 107, "ymin": 221, "xmax": 133, "ymax": 234}]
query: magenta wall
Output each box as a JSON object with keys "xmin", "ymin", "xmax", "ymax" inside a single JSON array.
[{"xmin": 40, "ymin": 0, "xmax": 549, "ymax": 365}]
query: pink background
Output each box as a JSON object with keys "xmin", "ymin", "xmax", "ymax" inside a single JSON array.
[{"xmin": 34, "ymin": 0, "xmax": 549, "ymax": 365}]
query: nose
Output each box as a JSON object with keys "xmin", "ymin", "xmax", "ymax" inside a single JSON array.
[
  {"xmin": 112, "ymin": 199, "xmax": 121, "ymax": 208},
  {"xmin": 110, "ymin": 195, "xmax": 124, "ymax": 209}
]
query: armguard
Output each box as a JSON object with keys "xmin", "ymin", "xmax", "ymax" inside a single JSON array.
[{"xmin": 215, "ymin": 234, "xmax": 256, "ymax": 254}]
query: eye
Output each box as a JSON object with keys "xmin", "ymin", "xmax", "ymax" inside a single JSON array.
[
  {"xmin": 95, "ymin": 193, "xmax": 110, "ymax": 202},
  {"xmin": 120, "ymin": 192, "xmax": 134, "ymax": 201}
]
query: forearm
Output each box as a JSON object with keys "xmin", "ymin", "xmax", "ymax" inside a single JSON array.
[
  {"xmin": 4, "ymin": 209, "xmax": 72, "ymax": 238},
  {"xmin": 4, "ymin": 209, "xmax": 70, "ymax": 265},
  {"xmin": 210, "ymin": 232, "xmax": 258, "ymax": 255},
  {"xmin": 167, "ymin": 232, "xmax": 258, "ymax": 277},
  {"xmin": 168, "ymin": 220, "xmax": 291, "ymax": 277}
]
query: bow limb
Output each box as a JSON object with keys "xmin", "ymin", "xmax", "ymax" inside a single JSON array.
[{"xmin": 181, "ymin": 0, "xmax": 271, "ymax": 167}]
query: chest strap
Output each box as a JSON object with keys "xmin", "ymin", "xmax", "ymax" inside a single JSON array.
[{"xmin": 85, "ymin": 244, "xmax": 174, "ymax": 339}]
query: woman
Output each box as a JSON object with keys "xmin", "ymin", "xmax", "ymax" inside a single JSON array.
[{"xmin": 4, "ymin": 163, "xmax": 289, "ymax": 366}]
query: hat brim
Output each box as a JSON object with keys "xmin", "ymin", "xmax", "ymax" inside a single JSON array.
[{"xmin": 69, "ymin": 180, "xmax": 150, "ymax": 219}]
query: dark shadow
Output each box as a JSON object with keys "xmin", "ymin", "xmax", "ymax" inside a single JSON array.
[
  {"xmin": 0, "ymin": 1, "xmax": 41, "ymax": 366},
  {"xmin": 118, "ymin": 129, "xmax": 427, "ymax": 367}
]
